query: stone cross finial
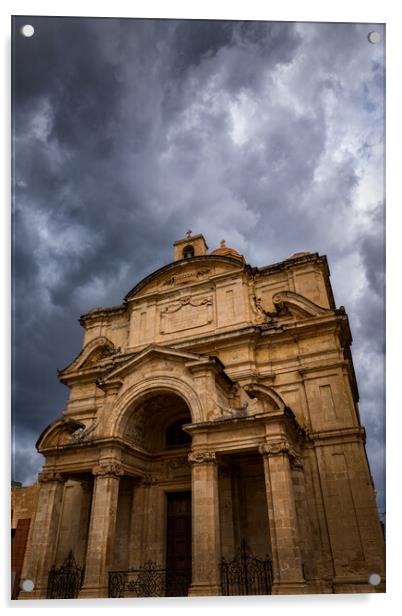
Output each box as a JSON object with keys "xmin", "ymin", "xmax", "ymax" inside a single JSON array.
[
  {"xmin": 186, "ymin": 229, "xmax": 192, "ymax": 239},
  {"xmin": 220, "ymin": 239, "xmax": 226, "ymax": 247}
]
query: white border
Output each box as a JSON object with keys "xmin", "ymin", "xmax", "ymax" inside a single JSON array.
[{"xmin": 2, "ymin": 1, "xmax": 400, "ymax": 613}]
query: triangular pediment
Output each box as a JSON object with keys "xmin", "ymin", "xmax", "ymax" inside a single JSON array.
[{"xmin": 97, "ymin": 344, "xmax": 206, "ymax": 384}]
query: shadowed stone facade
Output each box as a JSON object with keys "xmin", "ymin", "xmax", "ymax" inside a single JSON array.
[{"xmin": 17, "ymin": 232, "xmax": 385, "ymax": 599}]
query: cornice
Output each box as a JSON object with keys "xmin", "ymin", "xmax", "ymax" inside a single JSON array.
[
  {"xmin": 309, "ymin": 426, "xmax": 366, "ymax": 444},
  {"xmin": 79, "ymin": 305, "xmax": 127, "ymax": 328},
  {"xmin": 257, "ymin": 252, "xmax": 326, "ymax": 275},
  {"xmin": 298, "ymin": 360, "xmax": 349, "ymax": 377}
]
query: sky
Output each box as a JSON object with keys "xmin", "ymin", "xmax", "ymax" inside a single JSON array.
[{"xmin": 11, "ymin": 16, "xmax": 385, "ymax": 516}]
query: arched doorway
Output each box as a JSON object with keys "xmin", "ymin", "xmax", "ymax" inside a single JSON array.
[{"xmin": 111, "ymin": 391, "xmax": 193, "ymax": 597}]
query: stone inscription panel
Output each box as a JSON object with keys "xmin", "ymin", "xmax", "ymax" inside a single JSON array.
[{"xmin": 160, "ymin": 296, "xmax": 213, "ymax": 334}]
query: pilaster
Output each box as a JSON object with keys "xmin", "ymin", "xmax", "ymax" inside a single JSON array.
[
  {"xmin": 259, "ymin": 441, "xmax": 306, "ymax": 595},
  {"xmin": 18, "ymin": 471, "xmax": 66, "ymax": 600}
]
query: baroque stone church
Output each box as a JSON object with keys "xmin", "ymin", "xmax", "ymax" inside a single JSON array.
[{"xmin": 18, "ymin": 232, "xmax": 385, "ymax": 599}]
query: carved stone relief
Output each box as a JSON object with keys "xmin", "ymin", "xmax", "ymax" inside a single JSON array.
[
  {"xmin": 161, "ymin": 268, "xmax": 211, "ymax": 288},
  {"xmin": 124, "ymin": 407, "xmax": 146, "ymax": 447},
  {"xmin": 160, "ymin": 296, "xmax": 213, "ymax": 334},
  {"xmin": 165, "ymin": 455, "xmax": 190, "ymax": 479}
]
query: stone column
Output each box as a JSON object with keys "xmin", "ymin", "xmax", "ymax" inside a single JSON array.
[
  {"xmin": 19, "ymin": 471, "xmax": 66, "ymax": 599},
  {"xmin": 79, "ymin": 462, "xmax": 123, "ymax": 598},
  {"xmin": 188, "ymin": 450, "xmax": 221, "ymax": 596},
  {"xmin": 259, "ymin": 442, "xmax": 306, "ymax": 595}
]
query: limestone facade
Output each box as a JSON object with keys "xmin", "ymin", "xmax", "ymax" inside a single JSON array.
[{"xmin": 17, "ymin": 233, "xmax": 385, "ymax": 598}]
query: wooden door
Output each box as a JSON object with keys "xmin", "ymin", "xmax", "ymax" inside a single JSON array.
[{"xmin": 165, "ymin": 491, "xmax": 191, "ymax": 596}]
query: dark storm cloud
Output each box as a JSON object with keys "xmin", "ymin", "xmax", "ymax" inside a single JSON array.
[{"xmin": 12, "ymin": 17, "xmax": 385, "ymax": 516}]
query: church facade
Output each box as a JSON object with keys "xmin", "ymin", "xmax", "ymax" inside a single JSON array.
[{"xmin": 19, "ymin": 232, "xmax": 385, "ymax": 599}]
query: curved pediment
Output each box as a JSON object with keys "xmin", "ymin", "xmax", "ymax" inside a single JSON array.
[
  {"xmin": 124, "ymin": 255, "xmax": 246, "ymax": 301},
  {"xmin": 243, "ymin": 383, "xmax": 286, "ymax": 411},
  {"xmin": 272, "ymin": 291, "xmax": 332, "ymax": 320},
  {"xmin": 36, "ymin": 417, "xmax": 86, "ymax": 452},
  {"xmin": 58, "ymin": 337, "xmax": 119, "ymax": 385}
]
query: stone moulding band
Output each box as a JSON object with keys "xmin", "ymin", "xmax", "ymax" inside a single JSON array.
[
  {"xmin": 92, "ymin": 462, "xmax": 124, "ymax": 478},
  {"xmin": 188, "ymin": 451, "xmax": 216, "ymax": 465}
]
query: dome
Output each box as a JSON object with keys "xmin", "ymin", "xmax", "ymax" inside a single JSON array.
[{"xmin": 210, "ymin": 240, "xmax": 244, "ymax": 261}]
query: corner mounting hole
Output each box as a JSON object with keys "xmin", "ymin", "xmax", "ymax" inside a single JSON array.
[
  {"xmin": 368, "ymin": 31, "xmax": 380, "ymax": 44},
  {"xmin": 20, "ymin": 578, "xmax": 34, "ymax": 592},
  {"xmin": 21, "ymin": 24, "xmax": 35, "ymax": 38},
  {"xmin": 368, "ymin": 573, "xmax": 381, "ymax": 586}
]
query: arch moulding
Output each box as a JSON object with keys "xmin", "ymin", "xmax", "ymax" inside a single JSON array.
[{"xmin": 110, "ymin": 375, "xmax": 204, "ymax": 439}]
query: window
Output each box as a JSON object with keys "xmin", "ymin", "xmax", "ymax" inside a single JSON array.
[{"xmin": 183, "ymin": 245, "xmax": 195, "ymax": 259}]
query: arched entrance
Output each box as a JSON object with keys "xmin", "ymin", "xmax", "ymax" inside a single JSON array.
[{"xmin": 111, "ymin": 391, "xmax": 193, "ymax": 597}]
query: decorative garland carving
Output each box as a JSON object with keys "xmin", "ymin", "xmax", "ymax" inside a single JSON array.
[
  {"xmin": 188, "ymin": 451, "xmax": 216, "ymax": 465},
  {"xmin": 92, "ymin": 462, "xmax": 124, "ymax": 478},
  {"xmin": 162, "ymin": 296, "xmax": 212, "ymax": 313}
]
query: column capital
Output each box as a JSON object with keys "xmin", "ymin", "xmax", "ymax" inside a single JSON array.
[
  {"xmin": 92, "ymin": 462, "xmax": 124, "ymax": 478},
  {"xmin": 38, "ymin": 470, "xmax": 67, "ymax": 484},
  {"xmin": 259, "ymin": 441, "xmax": 304, "ymax": 468},
  {"xmin": 188, "ymin": 450, "xmax": 216, "ymax": 465},
  {"xmin": 259, "ymin": 440, "xmax": 291, "ymax": 458}
]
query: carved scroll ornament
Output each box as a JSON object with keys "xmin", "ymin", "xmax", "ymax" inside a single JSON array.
[{"xmin": 188, "ymin": 450, "xmax": 216, "ymax": 465}]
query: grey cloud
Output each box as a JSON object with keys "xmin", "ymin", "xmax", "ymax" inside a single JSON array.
[{"xmin": 12, "ymin": 17, "xmax": 385, "ymax": 517}]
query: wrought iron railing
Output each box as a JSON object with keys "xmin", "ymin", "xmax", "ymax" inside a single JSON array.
[
  {"xmin": 221, "ymin": 539, "xmax": 273, "ymax": 596},
  {"xmin": 47, "ymin": 551, "xmax": 84, "ymax": 599},
  {"xmin": 108, "ymin": 561, "xmax": 190, "ymax": 598}
]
